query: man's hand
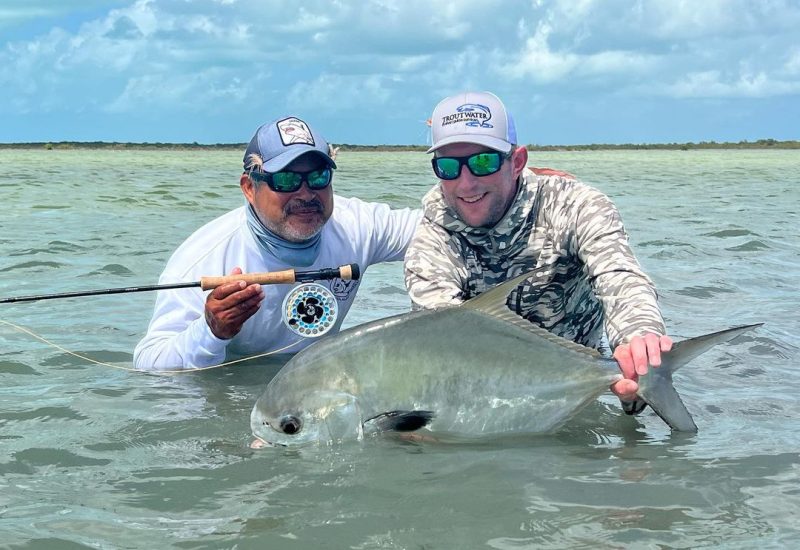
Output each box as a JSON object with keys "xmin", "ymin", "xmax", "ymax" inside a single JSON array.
[
  {"xmin": 204, "ymin": 267, "xmax": 265, "ymax": 339},
  {"xmin": 610, "ymin": 333, "xmax": 673, "ymax": 401}
]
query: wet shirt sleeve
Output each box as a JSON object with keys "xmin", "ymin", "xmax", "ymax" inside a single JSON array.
[
  {"xmin": 357, "ymin": 200, "xmax": 423, "ymax": 264},
  {"xmin": 404, "ymin": 217, "xmax": 468, "ymax": 310},
  {"xmin": 572, "ymin": 186, "xmax": 666, "ymax": 348},
  {"xmin": 133, "ymin": 270, "xmax": 229, "ymax": 370}
]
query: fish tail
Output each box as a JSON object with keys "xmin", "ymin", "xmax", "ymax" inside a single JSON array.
[{"xmin": 638, "ymin": 323, "xmax": 762, "ymax": 432}]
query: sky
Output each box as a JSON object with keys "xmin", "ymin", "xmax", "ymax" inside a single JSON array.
[{"xmin": 1, "ymin": 0, "xmax": 799, "ymax": 146}]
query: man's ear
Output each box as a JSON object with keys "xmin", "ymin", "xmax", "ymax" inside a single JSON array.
[
  {"xmin": 240, "ymin": 173, "xmax": 256, "ymax": 204},
  {"xmin": 511, "ymin": 146, "xmax": 528, "ymax": 178}
]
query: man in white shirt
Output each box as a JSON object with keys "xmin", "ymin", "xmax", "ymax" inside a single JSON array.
[{"xmin": 134, "ymin": 116, "xmax": 421, "ymax": 370}]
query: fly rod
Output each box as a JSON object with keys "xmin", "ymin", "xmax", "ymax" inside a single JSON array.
[{"xmin": 0, "ymin": 263, "xmax": 360, "ymax": 304}]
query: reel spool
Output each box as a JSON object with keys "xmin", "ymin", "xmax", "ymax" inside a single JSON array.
[{"xmin": 281, "ymin": 282, "xmax": 338, "ymax": 338}]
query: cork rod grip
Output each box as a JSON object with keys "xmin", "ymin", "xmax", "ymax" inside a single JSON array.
[
  {"xmin": 199, "ymin": 269, "xmax": 297, "ymax": 290},
  {"xmin": 339, "ymin": 264, "xmax": 355, "ymax": 281},
  {"xmin": 198, "ymin": 264, "xmax": 359, "ymax": 290}
]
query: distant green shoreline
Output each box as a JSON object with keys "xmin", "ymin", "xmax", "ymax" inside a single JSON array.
[{"xmin": 0, "ymin": 139, "xmax": 798, "ymax": 151}]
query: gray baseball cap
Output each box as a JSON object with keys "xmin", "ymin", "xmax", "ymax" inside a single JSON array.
[
  {"xmin": 427, "ymin": 91, "xmax": 517, "ymax": 154},
  {"xmin": 243, "ymin": 116, "xmax": 336, "ymax": 173}
]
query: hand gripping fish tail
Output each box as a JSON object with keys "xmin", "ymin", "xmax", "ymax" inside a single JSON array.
[{"xmin": 636, "ymin": 323, "xmax": 763, "ymax": 432}]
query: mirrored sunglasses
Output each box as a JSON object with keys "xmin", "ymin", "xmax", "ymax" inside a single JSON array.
[
  {"xmin": 249, "ymin": 167, "xmax": 333, "ymax": 193},
  {"xmin": 431, "ymin": 151, "xmax": 509, "ymax": 181}
]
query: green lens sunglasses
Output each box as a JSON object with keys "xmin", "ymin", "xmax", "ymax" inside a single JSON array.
[
  {"xmin": 249, "ymin": 167, "xmax": 333, "ymax": 193},
  {"xmin": 432, "ymin": 151, "xmax": 509, "ymax": 181}
]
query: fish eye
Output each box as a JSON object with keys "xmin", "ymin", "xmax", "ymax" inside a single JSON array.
[{"xmin": 279, "ymin": 415, "xmax": 302, "ymax": 435}]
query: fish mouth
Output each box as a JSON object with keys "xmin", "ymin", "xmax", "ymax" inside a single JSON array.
[{"xmin": 250, "ymin": 435, "xmax": 285, "ymax": 449}]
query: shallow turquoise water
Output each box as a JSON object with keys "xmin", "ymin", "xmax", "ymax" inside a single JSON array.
[{"xmin": 1, "ymin": 149, "xmax": 799, "ymax": 548}]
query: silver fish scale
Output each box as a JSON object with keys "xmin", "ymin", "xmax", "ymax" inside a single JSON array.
[{"xmin": 255, "ymin": 305, "xmax": 621, "ymax": 442}]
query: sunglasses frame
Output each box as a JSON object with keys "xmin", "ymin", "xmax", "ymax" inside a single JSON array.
[
  {"xmin": 431, "ymin": 151, "xmax": 510, "ymax": 181},
  {"xmin": 249, "ymin": 167, "xmax": 333, "ymax": 193}
]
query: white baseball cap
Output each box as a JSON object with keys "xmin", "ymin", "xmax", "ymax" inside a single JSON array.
[{"xmin": 427, "ymin": 91, "xmax": 517, "ymax": 154}]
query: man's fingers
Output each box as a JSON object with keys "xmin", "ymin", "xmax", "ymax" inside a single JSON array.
[
  {"xmin": 612, "ymin": 333, "xmax": 673, "ymax": 411},
  {"xmin": 225, "ymin": 296, "xmax": 264, "ymax": 325},
  {"xmin": 213, "ymin": 283, "xmax": 265, "ymax": 310},
  {"xmin": 611, "ymin": 378, "xmax": 638, "ymax": 400},
  {"xmin": 210, "ymin": 280, "xmax": 249, "ymax": 301},
  {"xmin": 204, "ymin": 268, "xmax": 264, "ymax": 339},
  {"xmin": 644, "ymin": 333, "xmax": 662, "ymax": 368},
  {"xmin": 208, "ymin": 267, "xmax": 248, "ymax": 300},
  {"xmin": 612, "ymin": 344, "xmax": 637, "ymax": 380},
  {"xmin": 630, "ymin": 337, "xmax": 649, "ymax": 376},
  {"xmin": 215, "ymin": 288, "xmax": 263, "ymax": 319}
]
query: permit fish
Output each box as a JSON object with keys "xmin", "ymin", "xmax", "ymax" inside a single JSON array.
[{"xmin": 251, "ymin": 272, "xmax": 760, "ymax": 446}]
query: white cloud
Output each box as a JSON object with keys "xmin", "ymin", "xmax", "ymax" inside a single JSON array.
[
  {"xmin": 642, "ymin": 0, "xmax": 800, "ymax": 40},
  {"xmin": 495, "ymin": 0, "xmax": 800, "ymax": 100},
  {"xmin": 0, "ymin": 7, "xmax": 53, "ymax": 25},
  {"xmin": 785, "ymin": 50, "xmax": 800, "ymax": 76},
  {"xmin": 507, "ymin": 23, "xmax": 578, "ymax": 82},
  {"xmin": 500, "ymin": 20, "xmax": 658, "ymax": 84},
  {"xmin": 0, "ymin": 0, "xmax": 798, "ymax": 142},
  {"xmin": 286, "ymin": 73, "xmax": 395, "ymax": 112},
  {"xmin": 663, "ymin": 70, "xmax": 800, "ymax": 98},
  {"xmin": 0, "ymin": 0, "xmax": 265, "ymax": 116},
  {"xmin": 395, "ymin": 55, "xmax": 431, "ymax": 73},
  {"xmin": 0, "ymin": 1, "xmax": 129, "ymax": 30},
  {"xmin": 276, "ymin": 8, "xmax": 331, "ymax": 33},
  {"xmin": 106, "ymin": 70, "xmax": 255, "ymax": 113}
]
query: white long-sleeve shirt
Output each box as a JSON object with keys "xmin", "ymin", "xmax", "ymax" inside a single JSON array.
[{"xmin": 134, "ymin": 196, "xmax": 421, "ymax": 370}]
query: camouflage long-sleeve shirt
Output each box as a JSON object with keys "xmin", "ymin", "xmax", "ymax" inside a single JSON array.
[{"xmin": 404, "ymin": 167, "xmax": 665, "ymax": 350}]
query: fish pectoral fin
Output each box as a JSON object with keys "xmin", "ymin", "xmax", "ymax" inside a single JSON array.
[{"xmin": 363, "ymin": 410, "xmax": 435, "ymax": 433}]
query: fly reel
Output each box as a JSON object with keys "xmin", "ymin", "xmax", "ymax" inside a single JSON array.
[{"xmin": 281, "ymin": 282, "xmax": 338, "ymax": 338}]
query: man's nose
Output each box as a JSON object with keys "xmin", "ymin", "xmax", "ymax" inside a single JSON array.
[
  {"xmin": 293, "ymin": 181, "xmax": 316, "ymax": 199},
  {"xmin": 455, "ymin": 167, "xmax": 481, "ymax": 188}
]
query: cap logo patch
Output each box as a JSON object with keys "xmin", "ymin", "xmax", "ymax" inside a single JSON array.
[
  {"xmin": 277, "ymin": 117, "xmax": 315, "ymax": 146},
  {"xmin": 441, "ymin": 103, "xmax": 493, "ymax": 129}
]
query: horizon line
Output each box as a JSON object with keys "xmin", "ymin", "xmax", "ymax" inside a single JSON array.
[{"xmin": 0, "ymin": 138, "xmax": 798, "ymax": 151}]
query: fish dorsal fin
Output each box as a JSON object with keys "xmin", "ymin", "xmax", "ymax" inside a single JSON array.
[{"xmin": 462, "ymin": 270, "xmax": 602, "ymax": 359}]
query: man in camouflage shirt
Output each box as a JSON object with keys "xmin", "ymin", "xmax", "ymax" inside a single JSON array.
[{"xmin": 404, "ymin": 91, "xmax": 672, "ymax": 412}]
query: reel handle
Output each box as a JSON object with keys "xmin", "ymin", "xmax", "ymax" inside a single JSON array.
[{"xmin": 199, "ymin": 263, "xmax": 359, "ymax": 290}]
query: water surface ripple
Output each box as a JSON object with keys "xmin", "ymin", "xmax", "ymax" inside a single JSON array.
[{"xmin": 1, "ymin": 149, "xmax": 798, "ymax": 548}]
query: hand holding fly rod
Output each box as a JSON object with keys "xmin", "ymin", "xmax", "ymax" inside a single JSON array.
[
  {"xmin": 0, "ymin": 264, "xmax": 360, "ymax": 304},
  {"xmin": 205, "ymin": 267, "xmax": 267, "ymax": 340},
  {"xmin": 0, "ymin": 263, "xmax": 360, "ymax": 342},
  {"xmin": 202, "ymin": 264, "xmax": 357, "ymax": 340}
]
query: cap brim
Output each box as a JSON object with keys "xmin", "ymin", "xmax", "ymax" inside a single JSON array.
[
  {"xmin": 426, "ymin": 135, "xmax": 513, "ymax": 155},
  {"xmin": 262, "ymin": 146, "xmax": 337, "ymax": 172}
]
